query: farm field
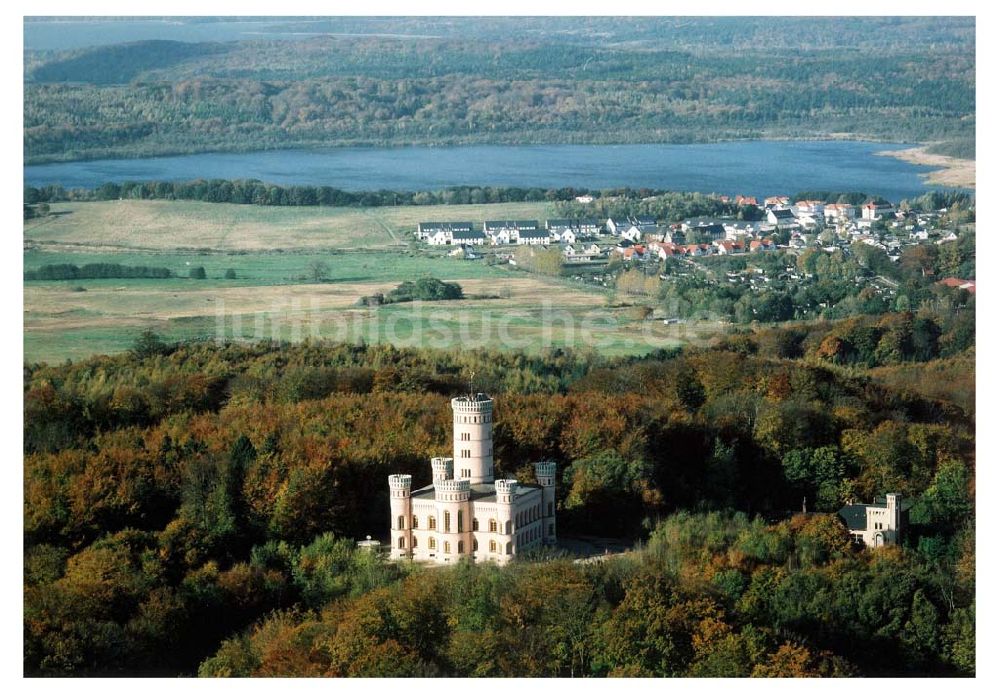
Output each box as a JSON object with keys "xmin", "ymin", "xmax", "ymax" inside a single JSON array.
[
  {"xmin": 23, "ymin": 199, "xmax": 726, "ymax": 363},
  {"xmin": 23, "ymin": 199, "xmax": 558, "ymax": 252},
  {"xmin": 24, "ymin": 273, "xmax": 720, "ymax": 363}
]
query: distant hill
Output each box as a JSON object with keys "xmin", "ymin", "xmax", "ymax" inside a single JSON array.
[{"xmin": 27, "ymin": 39, "xmax": 229, "ymax": 85}]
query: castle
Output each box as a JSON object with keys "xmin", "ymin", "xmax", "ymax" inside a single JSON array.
[
  {"xmin": 837, "ymin": 493, "xmax": 905, "ymax": 548},
  {"xmin": 388, "ymin": 392, "xmax": 556, "ymax": 564}
]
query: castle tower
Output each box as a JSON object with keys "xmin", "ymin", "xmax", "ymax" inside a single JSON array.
[
  {"xmin": 534, "ymin": 461, "xmax": 557, "ymax": 545},
  {"xmin": 451, "ymin": 394, "xmax": 494, "ymax": 484},
  {"xmin": 434, "ymin": 478, "xmax": 472, "ymax": 563},
  {"xmin": 388, "ymin": 474, "xmax": 413, "ymax": 560},
  {"xmin": 885, "ymin": 492, "xmax": 901, "ymax": 544},
  {"xmin": 495, "ymin": 479, "xmax": 518, "ymax": 558},
  {"xmin": 432, "ymin": 456, "xmax": 454, "ymax": 483}
]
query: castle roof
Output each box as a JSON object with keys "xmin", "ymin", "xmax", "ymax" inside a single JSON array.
[
  {"xmin": 837, "ymin": 504, "xmax": 869, "ymax": 531},
  {"xmin": 410, "ymin": 481, "xmax": 542, "ymax": 503}
]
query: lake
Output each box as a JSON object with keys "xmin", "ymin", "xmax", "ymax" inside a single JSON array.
[{"xmin": 23, "ymin": 141, "xmax": 944, "ymax": 202}]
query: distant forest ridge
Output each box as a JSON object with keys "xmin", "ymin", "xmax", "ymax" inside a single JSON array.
[{"xmin": 23, "ymin": 18, "xmax": 975, "ymax": 163}]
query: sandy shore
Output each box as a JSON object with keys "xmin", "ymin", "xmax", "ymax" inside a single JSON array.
[{"xmin": 878, "ymin": 145, "xmax": 975, "ymax": 189}]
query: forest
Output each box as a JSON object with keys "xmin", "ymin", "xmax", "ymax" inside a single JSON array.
[
  {"xmin": 23, "ymin": 19, "xmax": 975, "ymax": 163},
  {"xmin": 23, "ymin": 302, "xmax": 975, "ymax": 676}
]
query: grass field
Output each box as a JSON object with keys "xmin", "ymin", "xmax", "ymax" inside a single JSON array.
[
  {"xmin": 23, "ymin": 199, "xmax": 728, "ymax": 363},
  {"xmin": 24, "ymin": 199, "xmax": 558, "ymax": 252}
]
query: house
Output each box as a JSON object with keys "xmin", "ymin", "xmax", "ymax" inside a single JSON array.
[
  {"xmin": 515, "ymin": 230, "xmax": 551, "ymax": 246},
  {"xmin": 451, "ymin": 229, "xmax": 487, "ymax": 246},
  {"xmin": 619, "ymin": 225, "xmax": 644, "ymax": 243},
  {"xmin": 861, "ymin": 202, "xmax": 895, "ymax": 221},
  {"xmin": 484, "ymin": 220, "xmax": 539, "ymax": 235},
  {"xmin": 619, "ymin": 245, "xmax": 647, "ymax": 261},
  {"xmin": 713, "ymin": 240, "xmax": 745, "ymax": 255},
  {"xmin": 606, "ymin": 218, "xmax": 631, "ymax": 235},
  {"xmin": 796, "ymin": 214, "xmax": 822, "ymax": 231},
  {"xmin": 546, "ymin": 218, "xmax": 575, "ymax": 233},
  {"xmin": 824, "ymin": 203, "xmax": 857, "ymax": 221},
  {"xmin": 764, "ymin": 195, "xmax": 790, "ymax": 208},
  {"xmin": 575, "ymin": 195, "xmax": 594, "ymax": 204},
  {"xmin": 562, "ymin": 243, "xmax": 602, "ymax": 262},
  {"xmin": 681, "ymin": 219, "xmax": 726, "ymax": 241},
  {"xmin": 749, "ymin": 238, "xmax": 775, "ymax": 252},
  {"xmin": 794, "ymin": 200, "xmax": 826, "ymax": 217},
  {"xmin": 418, "ymin": 221, "xmax": 475, "ymax": 242},
  {"xmin": 633, "ymin": 215, "xmax": 657, "ymax": 230},
  {"xmin": 735, "ymin": 195, "xmax": 760, "ymax": 207},
  {"xmin": 837, "ymin": 494, "xmax": 905, "ymax": 548},
  {"xmin": 766, "ymin": 208, "xmax": 798, "ymax": 228},
  {"xmin": 489, "ymin": 229, "xmax": 513, "ymax": 245},
  {"xmin": 937, "ymin": 277, "xmax": 976, "ymax": 294}
]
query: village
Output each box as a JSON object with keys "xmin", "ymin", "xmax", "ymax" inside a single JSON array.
[{"xmin": 416, "ymin": 195, "xmax": 959, "ymax": 260}]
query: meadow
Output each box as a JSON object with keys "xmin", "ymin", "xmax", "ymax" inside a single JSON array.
[
  {"xmin": 23, "ymin": 199, "xmax": 725, "ymax": 363},
  {"xmin": 23, "ymin": 199, "xmax": 557, "ymax": 252}
]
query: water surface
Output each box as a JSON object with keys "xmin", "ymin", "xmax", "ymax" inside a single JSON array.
[{"xmin": 24, "ymin": 141, "xmax": 943, "ymax": 202}]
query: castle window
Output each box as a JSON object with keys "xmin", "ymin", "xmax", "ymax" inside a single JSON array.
[
  {"xmin": 444, "ymin": 511, "xmax": 451, "ymax": 533},
  {"xmin": 489, "ymin": 540, "xmax": 497, "ymax": 553},
  {"xmin": 428, "ymin": 516, "xmax": 437, "ymax": 530},
  {"xmin": 473, "ymin": 517, "xmax": 479, "ymax": 531},
  {"xmin": 397, "ymin": 515, "xmax": 405, "ymax": 530},
  {"xmin": 547, "ymin": 502, "xmax": 553, "ymax": 516},
  {"xmin": 506, "ymin": 542, "xmax": 512, "ymax": 555},
  {"xmin": 429, "ymin": 537, "xmax": 437, "ymax": 550},
  {"xmin": 458, "ymin": 510, "xmax": 464, "ymax": 533},
  {"xmin": 413, "ymin": 537, "xmax": 418, "ymax": 548},
  {"xmin": 444, "ymin": 541, "xmax": 451, "ymax": 554},
  {"xmin": 398, "ymin": 537, "xmax": 405, "ymax": 549},
  {"xmin": 473, "ymin": 538, "xmax": 478, "ymax": 551},
  {"xmin": 458, "ymin": 541, "xmax": 464, "ymax": 554},
  {"xmin": 489, "ymin": 519, "xmax": 497, "ymax": 533},
  {"xmin": 505, "ymin": 520, "xmax": 512, "ymax": 535},
  {"xmin": 413, "ymin": 515, "xmax": 418, "ymax": 529}
]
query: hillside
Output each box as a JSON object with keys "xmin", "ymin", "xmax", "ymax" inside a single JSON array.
[{"xmin": 24, "ymin": 17, "xmax": 975, "ymax": 163}]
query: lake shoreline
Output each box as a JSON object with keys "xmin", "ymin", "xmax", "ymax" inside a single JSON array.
[{"xmin": 875, "ymin": 145, "xmax": 975, "ymax": 189}]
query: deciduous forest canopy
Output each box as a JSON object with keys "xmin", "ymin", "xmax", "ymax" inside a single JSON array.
[
  {"xmin": 23, "ymin": 17, "xmax": 975, "ymax": 163},
  {"xmin": 24, "ymin": 310, "xmax": 974, "ymax": 676}
]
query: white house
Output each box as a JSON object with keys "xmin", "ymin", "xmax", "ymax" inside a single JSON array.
[
  {"xmin": 767, "ymin": 208, "xmax": 798, "ymax": 229},
  {"xmin": 862, "ymin": 202, "xmax": 895, "ymax": 221}
]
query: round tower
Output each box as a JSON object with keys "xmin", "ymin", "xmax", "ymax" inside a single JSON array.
[
  {"xmin": 534, "ymin": 461, "xmax": 557, "ymax": 545},
  {"xmin": 494, "ymin": 479, "xmax": 518, "ymax": 561},
  {"xmin": 451, "ymin": 394, "xmax": 494, "ymax": 484},
  {"xmin": 388, "ymin": 474, "xmax": 413, "ymax": 560},
  {"xmin": 432, "ymin": 456, "xmax": 455, "ymax": 483},
  {"xmin": 434, "ymin": 478, "xmax": 473, "ymax": 563}
]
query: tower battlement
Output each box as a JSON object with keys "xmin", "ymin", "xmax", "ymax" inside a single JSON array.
[
  {"xmin": 534, "ymin": 461, "xmax": 556, "ymax": 483},
  {"xmin": 388, "ymin": 474, "xmax": 413, "ymax": 497},
  {"xmin": 431, "ymin": 457, "xmax": 454, "ymax": 482},
  {"xmin": 495, "ymin": 479, "xmax": 518, "ymax": 504},
  {"xmin": 435, "ymin": 478, "xmax": 471, "ymax": 502},
  {"xmin": 451, "ymin": 394, "xmax": 494, "ymax": 413}
]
